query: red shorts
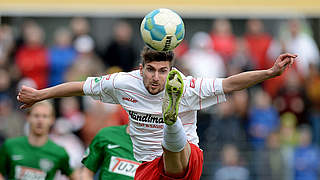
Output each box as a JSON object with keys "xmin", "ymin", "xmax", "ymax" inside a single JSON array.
[{"xmin": 134, "ymin": 143, "xmax": 203, "ymax": 180}]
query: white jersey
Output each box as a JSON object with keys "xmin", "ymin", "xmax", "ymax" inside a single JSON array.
[{"xmin": 83, "ymin": 69, "xmax": 226, "ymax": 161}]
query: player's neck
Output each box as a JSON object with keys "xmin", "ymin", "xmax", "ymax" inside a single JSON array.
[{"xmin": 28, "ymin": 133, "xmax": 49, "ymax": 147}]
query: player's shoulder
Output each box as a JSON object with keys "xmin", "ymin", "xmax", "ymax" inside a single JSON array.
[
  {"xmin": 113, "ymin": 70, "xmax": 142, "ymax": 82},
  {"xmin": 111, "ymin": 70, "xmax": 143, "ymax": 89},
  {"xmin": 96, "ymin": 125, "xmax": 127, "ymax": 137},
  {"xmin": 46, "ymin": 139, "xmax": 69, "ymax": 155},
  {"xmin": 3, "ymin": 136, "xmax": 27, "ymax": 146}
]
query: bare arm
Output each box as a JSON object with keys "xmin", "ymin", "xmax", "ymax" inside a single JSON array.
[
  {"xmin": 0, "ymin": 173, "xmax": 4, "ymax": 180},
  {"xmin": 17, "ymin": 81, "xmax": 85, "ymax": 109},
  {"xmin": 81, "ymin": 167, "xmax": 94, "ymax": 180},
  {"xmin": 222, "ymin": 53, "xmax": 297, "ymax": 94},
  {"xmin": 69, "ymin": 168, "xmax": 82, "ymax": 180}
]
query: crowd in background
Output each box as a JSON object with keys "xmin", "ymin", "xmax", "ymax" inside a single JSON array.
[{"xmin": 0, "ymin": 17, "xmax": 319, "ymax": 180}]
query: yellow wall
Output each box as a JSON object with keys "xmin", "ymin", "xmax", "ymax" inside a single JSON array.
[{"xmin": 0, "ymin": 0, "xmax": 319, "ymax": 16}]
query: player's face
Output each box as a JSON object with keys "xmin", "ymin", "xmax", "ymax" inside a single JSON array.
[
  {"xmin": 140, "ymin": 61, "xmax": 170, "ymax": 95},
  {"xmin": 27, "ymin": 105, "xmax": 54, "ymax": 136}
]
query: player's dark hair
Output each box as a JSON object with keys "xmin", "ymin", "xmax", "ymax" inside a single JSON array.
[{"xmin": 141, "ymin": 46, "xmax": 175, "ymax": 67}]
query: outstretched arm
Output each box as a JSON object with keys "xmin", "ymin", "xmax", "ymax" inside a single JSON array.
[
  {"xmin": 222, "ymin": 53, "xmax": 297, "ymax": 94},
  {"xmin": 17, "ymin": 81, "xmax": 85, "ymax": 109}
]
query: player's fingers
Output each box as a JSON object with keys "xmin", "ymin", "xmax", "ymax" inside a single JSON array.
[
  {"xmin": 290, "ymin": 58, "xmax": 295, "ymax": 66},
  {"xmin": 279, "ymin": 53, "xmax": 298, "ymax": 61},
  {"xmin": 20, "ymin": 104, "xmax": 27, "ymax": 109},
  {"xmin": 279, "ymin": 57, "xmax": 291, "ymax": 67},
  {"xmin": 20, "ymin": 103, "xmax": 32, "ymax": 109}
]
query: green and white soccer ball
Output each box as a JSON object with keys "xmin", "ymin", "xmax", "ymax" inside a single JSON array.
[{"xmin": 140, "ymin": 8, "xmax": 185, "ymax": 51}]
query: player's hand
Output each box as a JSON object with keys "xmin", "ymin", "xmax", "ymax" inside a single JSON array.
[
  {"xmin": 17, "ymin": 85, "xmax": 41, "ymax": 109},
  {"xmin": 270, "ymin": 53, "xmax": 297, "ymax": 77}
]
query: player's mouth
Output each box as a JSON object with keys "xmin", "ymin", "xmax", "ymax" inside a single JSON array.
[{"xmin": 151, "ymin": 83, "xmax": 159, "ymax": 88}]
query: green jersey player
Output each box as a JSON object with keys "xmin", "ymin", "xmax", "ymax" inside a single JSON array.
[
  {"xmin": 0, "ymin": 101, "xmax": 79, "ymax": 180},
  {"xmin": 82, "ymin": 125, "xmax": 141, "ymax": 179}
]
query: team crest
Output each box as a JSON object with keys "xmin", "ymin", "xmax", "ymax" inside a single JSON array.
[{"xmin": 39, "ymin": 159, "xmax": 53, "ymax": 172}]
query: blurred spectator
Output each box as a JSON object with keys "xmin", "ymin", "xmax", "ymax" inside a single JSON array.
[
  {"xmin": 173, "ymin": 41, "xmax": 189, "ymax": 60},
  {"xmin": 229, "ymin": 37, "xmax": 255, "ymax": 75},
  {"xmin": 181, "ymin": 32, "xmax": 226, "ymax": 78},
  {"xmin": 207, "ymin": 99, "xmax": 248, "ymax": 152},
  {"xmin": 244, "ymin": 19, "xmax": 273, "ymax": 70},
  {"xmin": 66, "ymin": 35, "xmax": 105, "ymax": 82},
  {"xmin": 273, "ymin": 70, "xmax": 307, "ymax": 124},
  {"xmin": 255, "ymin": 131, "xmax": 287, "ymax": 180},
  {"xmin": 14, "ymin": 20, "xmax": 37, "ymax": 51},
  {"xmin": 49, "ymin": 27, "xmax": 77, "ymax": 87},
  {"xmin": 210, "ymin": 19, "xmax": 236, "ymax": 63},
  {"xmin": 0, "ymin": 95, "xmax": 24, "ymax": 138},
  {"xmin": 0, "ymin": 68, "xmax": 24, "ymax": 138},
  {"xmin": 59, "ymin": 97, "xmax": 85, "ymax": 133},
  {"xmin": 232, "ymin": 90, "xmax": 250, "ymax": 133},
  {"xmin": 270, "ymin": 19, "xmax": 319, "ymax": 77},
  {"xmin": 204, "ymin": 94, "xmax": 248, "ymax": 177},
  {"xmin": 0, "ymin": 68, "xmax": 13, "ymax": 98},
  {"xmin": 214, "ymin": 144, "xmax": 249, "ymax": 180},
  {"xmin": 280, "ymin": 112, "xmax": 299, "ymax": 147},
  {"xmin": 15, "ymin": 22, "xmax": 48, "ymax": 89},
  {"xmin": 16, "ymin": 77, "xmax": 37, "ymax": 92},
  {"xmin": 248, "ymin": 89, "xmax": 279, "ymax": 150},
  {"xmin": 70, "ymin": 17, "xmax": 91, "ymax": 40},
  {"xmin": 0, "ymin": 24, "xmax": 15, "ymax": 67},
  {"xmin": 50, "ymin": 119, "xmax": 85, "ymax": 169},
  {"xmin": 279, "ymin": 112, "xmax": 299, "ymax": 180},
  {"xmin": 102, "ymin": 21, "xmax": 138, "ymax": 72},
  {"xmin": 293, "ymin": 124, "xmax": 320, "ymax": 180},
  {"xmin": 305, "ymin": 65, "xmax": 320, "ymax": 145}
]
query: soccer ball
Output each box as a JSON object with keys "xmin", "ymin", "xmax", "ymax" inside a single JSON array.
[{"xmin": 140, "ymin": 8, "xmax": 185, "ymax": 51}]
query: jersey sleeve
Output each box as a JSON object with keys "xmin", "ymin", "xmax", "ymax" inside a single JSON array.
[
  {"xmin": 181, "ymin": 77, "xmax": 226, "ymax": 111},
  {"xmin": 81, "ymin": 132, "xmax": 104, "ymax": 172},
  {"xmin": 59, "ymin": 150, "xmax": 74, "ymax": 176},
  {"xmin": 0, "ymin": 141, "xmax": 9, "ymax": 175},
  {"xmin": 83, "ymin": 73, "xmax": 119, "ymax": 104}
]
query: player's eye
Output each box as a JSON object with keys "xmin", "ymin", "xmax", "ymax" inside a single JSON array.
[
  {"xmin": 147, "ymin": 67, "xmax": 154, "ymax": 72},
  {"xmin": 159, "ymin": 69, "xmax": 168, "ymax": 74}
]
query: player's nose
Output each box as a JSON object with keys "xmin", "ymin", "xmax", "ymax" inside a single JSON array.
[{"xmin": 153, "ymin": 71, "xmax": 160, "ymax": 81}]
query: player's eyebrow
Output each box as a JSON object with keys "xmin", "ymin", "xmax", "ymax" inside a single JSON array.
[
  {"xmin": 160, "ymin": 67, "xmax": 169, "ymax": 71},
  {"xmin": 146, "ymin": 65, "xmax": 156, "ymax": 69}
]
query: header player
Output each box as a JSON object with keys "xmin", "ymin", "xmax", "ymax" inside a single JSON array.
[
  {"xmin": 0, "ymin": 101, "xmax": 78, "ymax": 180},
  {"xmin": 17, "ymin": 46, "xmax": 297, "ymax": 180}
]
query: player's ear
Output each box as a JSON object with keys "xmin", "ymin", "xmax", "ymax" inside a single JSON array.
[{"xmin": 139, "ymin": 64, "xmax": 143, "ymax": 76}]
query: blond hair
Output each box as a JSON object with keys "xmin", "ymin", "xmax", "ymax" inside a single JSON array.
[{"xmin": 28, "ymin": 100, "xmax": 55, "ymax": 117}]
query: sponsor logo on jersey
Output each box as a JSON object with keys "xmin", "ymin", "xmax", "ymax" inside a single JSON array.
[
  {"xmin": 15, "ymin": 166, "xmax": 46, "ymax": 180},
  {"xmin": 190, "ymin": 78, "xmax": 196, "ymax": 88},
  {"xmin": 94, "ymin": 77, "xmax": 102, "ymax": 83},
  {"xmin": 107, "ymin": 144, "xmax": 121, "ymax": 149},
  {"xmin": 108, "ymin": 156, "xmax": 141, "ymax": 177},
  {"xmin": 12, "ymin": 155, "xmax": 24, "ymax": 161},
  {"xmin": 122, "ymin": 97, "xmax": 138, "ymax": 103},
  {"xmin": 128, "ymin": 111, "xmax": 164, "ymax": 124},
  {"xmin": 105, "ymin": 74, "xmax": 112, "ymax": 80},
  {"xmin": 39, "ymin": 159, "xmax": 53, "ymax": 172}
]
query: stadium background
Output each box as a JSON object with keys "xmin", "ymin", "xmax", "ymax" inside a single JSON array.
[{"xmin": 0, "ymin": 0, "xmax": 320, "ymax": 179}]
